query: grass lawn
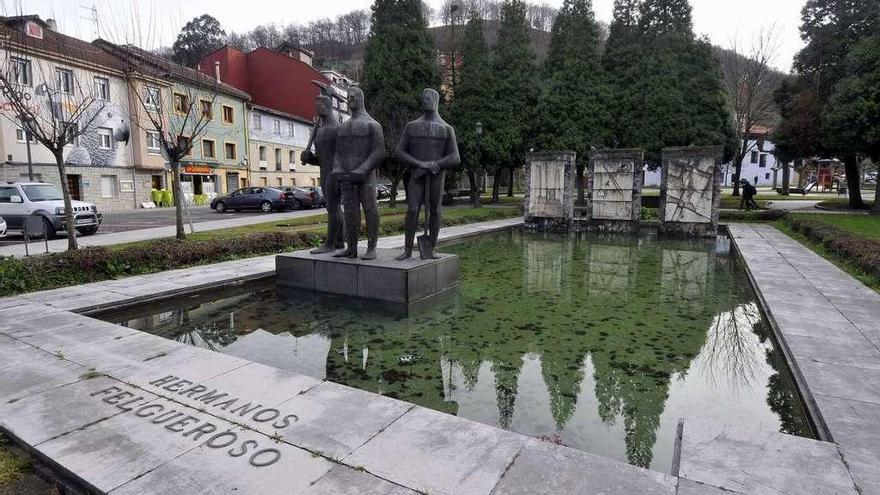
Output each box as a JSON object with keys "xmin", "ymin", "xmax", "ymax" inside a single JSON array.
[
  {"xmin": 787, "ymin": 212, "xmax": 880, "ymax": 240},
  {"xmin": 816, "ymin": 199, "xmax": 876, "ymax": 210}
]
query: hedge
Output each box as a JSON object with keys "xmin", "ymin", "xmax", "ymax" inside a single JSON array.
[{"xmin": 784, "ymin": 217, "xmax": 880, "ymax": 280}]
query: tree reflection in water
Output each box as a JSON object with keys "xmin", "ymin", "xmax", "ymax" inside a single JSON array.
[{"xmin": 100, "ymin": 229, "xmax": 812, "ymax": 471}]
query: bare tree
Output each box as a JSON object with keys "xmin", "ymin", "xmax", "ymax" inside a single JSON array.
[
  {"xmin": 96, "ymin": 41, "xmax": 222, "ymax": 240},
  {"xmin": 721, "ymin": 25, "xmax": 782, "ymax": 196},
  {"xmin": 0, "ymin": 21, "xmax": 114, "ymax": 250}
]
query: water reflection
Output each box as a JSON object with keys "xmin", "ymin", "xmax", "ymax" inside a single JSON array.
[{"xmin": 101, "ymin": 230, "xmax": 812, "ymax": 472}]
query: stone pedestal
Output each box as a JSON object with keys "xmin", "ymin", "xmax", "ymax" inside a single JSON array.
[
  {"xmin": 584, "ymin": 149, "xmax": 644, "ymax": 232},
  {"xmin": 276, "ymin": 248, "xmax": 459, "ymax": 305},
  {"xmin": 659, "ymin": 146, "xmax": 722, "ymax": 237},
  {"xmin": 523, "ymin": 152, "xmax": 575, "ymax": 232}
]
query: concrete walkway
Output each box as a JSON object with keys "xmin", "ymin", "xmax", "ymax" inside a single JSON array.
[{"xmin": 0, "ymin": 208, "xmax": 328, "ymax": 258}]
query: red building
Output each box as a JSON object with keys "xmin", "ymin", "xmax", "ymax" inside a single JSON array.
[{"xmin": 198, "ymin": 44, "xmax": 329, "ymax": 121}]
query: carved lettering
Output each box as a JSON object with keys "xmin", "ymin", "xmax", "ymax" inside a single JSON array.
[
  {"xmin": 272, "ymin": 413, "xmax": 299, "ymax": 429},
  {"xmin": 149, "ymin": 375, "xmax": 179, "ymax": 387},
  {"xmin": 251, "ymin": 408, "xmax": 280, "ymax": 423},
  {"xmin": 164, "ymin": 380, "xmax": 193, "ymax": 393},
  {"xmin": 195, "ymin": 390, "xmax": 228, "ymax": 405},
  {"xmin": 151, "ymin": 410, "xmax": 183, "ymax": 424},
  {"xmin": 164, "ymin": 415, "xmax": 200, "ymax": 433},
  {"xmin": 90, "ymin": 386, "xmax": 122, "ymax": 397},
  {"xmin": 250, "ymin": 448, "xmax": 282, "ymax": 467},
  {"xmin": 180, "ymin": 385, "xmax": 208, "ymax": 398},
  {"xmin": 183, "ymin": 422, "xmax": 218, "ymax": 441},
  {"xmin": 229, "ymin": 402, "xmax": 262, "ymax": 417},
  {"xmin": 115, "ymin": 396, "xmax": 147, "ymax": 411},
  {"xmin": 228, "ymin": 440, "xmax": 258, "ymax": 458},
  {"xmin": 102, "ymin": 391, "xmax": 135, "ymax": 405},
  {"xmin": 134, "ymin": 404, "xmax": 164, "ymax": 418},
  {"xmin": 205, "ymin": 431, "xmax": 239, "ymax": 449}
]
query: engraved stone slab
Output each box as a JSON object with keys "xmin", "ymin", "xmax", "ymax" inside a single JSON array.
[
  {"xmin": 303, "ymin": 465, "xmax": 418, "ymax": 495},
  {"xmin": 524, "ymin": 151, "xmax": 575, "ymax": 232},
  {"xmin": 277, "ymin": 248, "xmax": 459, "ymax": 305},
  {"xmin": 659, "ymin": 146, "xmax": 722, "ymax": 236},
  {"xmin": 0, "ymin": 351, "xmax": 86, "ymax": 403},
  {"xmin": 345, "ymin": 406, "xmax": 528, "ymax": 495},
  {"xmin": 586, "ymin": 148, "xmax": 644, "ymax": 231}
]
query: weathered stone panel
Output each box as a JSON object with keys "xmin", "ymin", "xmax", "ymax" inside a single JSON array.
[
  {"xmin": 659, "ymin": 146, "xmax": 722, "ymax": 237},
  {"xmin": 523, "ymin": 152, "xmax": 575, "ymax": 232},
  {"xmin": 585, "ymin": 148, "xmax": 643, "ymax": 232}
]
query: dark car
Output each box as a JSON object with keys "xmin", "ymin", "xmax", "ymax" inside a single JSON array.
[
  {"xmin": 282, "ymin": 187, "xmax": 318, "ymax": 209},
  {"xmin": 210, "ymin": 187, "xmax": 295, "ymax": 213},
  {"xmin": 303, "ymin": 186, "xmax": 325, "ymax": 208},
  {"xmin": 376, "ymin": 184, "xmax": 392, "ymax": 199}
]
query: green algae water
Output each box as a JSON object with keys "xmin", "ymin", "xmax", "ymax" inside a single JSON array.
[{"xmin": 100, "ymin": 229, "xmax": 813, "ymax": 472}]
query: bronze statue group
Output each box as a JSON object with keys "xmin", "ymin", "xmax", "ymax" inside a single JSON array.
[{"xmin": 302, "ymin": 87, "xmax": 460, "ymax": 261}]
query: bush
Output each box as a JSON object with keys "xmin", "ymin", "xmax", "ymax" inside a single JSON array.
[
  {"xmin": 0, "ymin": 231, "xmax": 322, "ymax": 297},
  {"xmin": 785, "ymin": 217, "xmax": 880, "ymax": 279},
  {"xmin": 720, "ymin": 209, "xmax": 789, "ymax": 222}
]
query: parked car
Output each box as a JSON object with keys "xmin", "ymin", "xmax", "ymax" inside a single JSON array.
[
  {"xmin": 376, "ymin": 183, "xmax": 392, "ymax": 199},
  {"xmin": 303, "ymin": 186, "xmax": 325, "ymax": 208},
  {"xmin": 0, "ymin": 216, "xmax": 6, "ymax": 238},
  {"xmin": 210, "ymin": 187, "xmax": 295, "ymax": 213},
  {"xmin": 281, "ymin": 187, "xmax": 318, "ymax": 209},
  {"xmin": 0, "ymin": 182, "xmax": 101, "ymax": 238}
]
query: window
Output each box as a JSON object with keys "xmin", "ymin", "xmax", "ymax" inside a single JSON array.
[
  {"xmin": 202, "ymin": 139, "xmax": 216, "ymax": 158},
  {"xmin": 288, "ymin": 123, "xmax": 295, "ymax": 137},
  {"xmin": 258, "ymin": 146, "xmax": 267, "ymax": 167},
  {"xmin": 273, "ymin": 119, "xmax": 281, "ymax": 134},
  {"xmin": 759, "ymin": 154, "xmax": 767, "ymax": 168},
  {"xmin": 750, "ymin": 151, "xmax": 759, "ymax": 164},
  {"xmin": 144, "ymin": 86, "xmax": 160, "ymax": 109},
  {"xmin": 60, "ymin": 121, "xmax": 78, "ymax": 145},
  {"xmin": 173, "ymin": 93, "xmax": 190, "ymax": 114},
  {"xmin": 765, "ymin": 173, "xmax": 771, "ymax": 180},
  {"xmin": 178, "ymin": 136, "xmax": 192, "ymax": 156},
  {"xmin": 224, "ymin": 142, "xmax": 236, "ymax": 160},
  {"xmin": 100, "ymin": 175, "xmax": 117, "ymax": 198},
  {"xmin": 56, "ymin": 68, "xmax": 74, "ymax": 94},
  {"xmin": 10, "ymin": 58, "xmax": 31, "ymax": 85},
  {"xmin": 275, "ymin": 148, "xmax": 282, "ymax": 171},
  {"xmin": 259, "ymin": 177, "xmax": 267, "ymax": 187},
  {"xmin": 15, "ymin": 126, "xmax": 36, "ymax": 143},
  {"xmin": 146, "ymin": 131, "xmax": 161, "ymax": 153},
  {"xmin": 291, "ymin": 178, "xmax": 296, "ymax": 186},
  {"xmin": 94, "ymin": 76, "xmax": 109, "ymax": 100},
  {"xmin": 97, "ymin": 127, "xmax": 113, "ymax": 149},
  {"xmin": 222, "ymin": 105, "xmax": 234, "ymax": 124},
  {"xmin": 0, "ymin": 187, "xmax": 17, "ymax": 202},
  {"xmin": 277, "ymin": 178, "xmax": 283, "ymax": 187},
  {"xmin": 200, "ymin": 100, "xmax": 213, "ymax": 120},
  {"xmin": 252, "ymin": 113, "xmax": 261, "ymax": 130},
  {"xmin": 288, "ymin": 150, "xmax": 295, "ymax": 165}
]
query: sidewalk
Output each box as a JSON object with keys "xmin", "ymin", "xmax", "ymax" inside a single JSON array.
[{"xmin": 0, "ymin": 208, "xmax": 326, "ymax": 258}]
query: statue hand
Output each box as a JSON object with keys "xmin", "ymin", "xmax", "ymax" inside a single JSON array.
[
  {"xmin": 424, "ymin": 161, "xmax": 440, "ymax": 175},
  {"xmin": 300, "ymin": 150, "xmax": 314, "ymax": 165},
  {"xmin": 349, "ymin": 169, "xmax": 366, "ymax": 183}
]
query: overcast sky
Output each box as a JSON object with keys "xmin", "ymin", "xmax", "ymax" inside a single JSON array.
[{"xmin": 10, "ymin": 0, "xmax": 803, "ymax": 71}]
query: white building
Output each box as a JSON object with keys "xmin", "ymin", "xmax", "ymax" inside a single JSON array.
[{"xmin": 248, "ymin": 105, "xmax": 320, "ymax": 188}]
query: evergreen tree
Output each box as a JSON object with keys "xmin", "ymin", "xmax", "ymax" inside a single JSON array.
[
  {"xmin": 450, "ymin": 10, "xmax": 497, "ymax": 207},
  {"xmin": 490, "ymin": 0, "xmax": 538, "ymax": 201},
  {"xmin": 603, "ymin": 0, "xmax": 643, "ymax": 149},
  {"xmin": 823, "ymin": 37, "xmax": 880, "ymax": 213},
  {"xmin": 171, "ymin": 15, "xmax": 226, "ymax": 67},
  {"xmin": 787, "ymin": 0, "xmax": 880, "ymax": 208},
  {"xmin": 361, "ymin": 0, "xmax": 439, "ymax": 206},
  {"xmin": 535, "ymin": 0, "xmax": 609, "ymax": 203}
]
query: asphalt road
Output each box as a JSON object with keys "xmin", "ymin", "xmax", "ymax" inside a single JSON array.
[{"xmin": 0, "ymin": 206, "xmax": 310, "ymax": 247}]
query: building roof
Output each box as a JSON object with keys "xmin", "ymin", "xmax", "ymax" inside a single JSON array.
[
  {"xmin": 249, "ymin": 104, "xmax": 313, "ymax": 125},
  {"xmin": 93, "ymin": 40, "xmax": 251, "ymax": 101},
  {"xmin": 0, "ymin": 15, "xmax": 125, "ymax": 72}
]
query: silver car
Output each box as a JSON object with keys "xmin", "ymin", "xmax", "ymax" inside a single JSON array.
[
  {"xmin": 0, "ymin": 216, "xmax": 6, "ymax": 238},
  {"xmin": 0, "ymin": 182, "xmax": 101, "ymax": 238}
]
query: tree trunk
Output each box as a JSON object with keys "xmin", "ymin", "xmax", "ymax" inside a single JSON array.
[
  {"xmin": 171, "ymin": 161, "xmax": 186, "ymax": 240},
  {"xmin": 576, "ymin": 164, "xmax": 586, "ymax": 205},
  {"xmin": 389, "ymin": 181, "xmax": 398, "ymax": 209},
  {"xmin": 491, "ymin": 168, "xmax": 501, "ymax": 202},
  {"xmin": 468, "ymin": 169, "xmax": 481, "ymax": 207},
  {"xmin": 872, "ymin": 176, "xmax": 880, "ymax": 215},
  {"xmin": 54, "ymin": 151, "xmax": 78, "ymax": 250},
  {"xmin": 781, "ymin": 162, "xmax": 790, "ymax": 196},
  {"xmin": 843, "ymin": 154, "xmax": 865, "ymax": 209},
  {"xmin": 506, "ymin": 167, "xmax": 515, "ymax": 197},
  {"xmin": 732, "ymin": 163, "xmax": 742, "ymax": 196}
]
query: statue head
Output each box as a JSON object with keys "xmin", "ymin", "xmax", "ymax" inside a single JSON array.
[
  {"xmin": 422, "ymin": 88, "xmax": 440, "ymax": 113},
  {"xmin": 348, "ymin": 87, "xmax": 365, "ymax": 112},
  {"xmin": 316, "ymin": 95, "xmax": 333, "ymax": 118}
]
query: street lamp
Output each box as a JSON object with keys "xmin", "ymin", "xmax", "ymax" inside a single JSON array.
[
  {"xmin": 21, "ymin": 116, "xmax": 35, "ymax": 182},
  {"xmin": 475, "ymin": 122, "xmax": 483, "ymax": 197}
]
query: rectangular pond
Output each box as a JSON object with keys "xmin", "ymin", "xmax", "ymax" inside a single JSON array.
[{"xmin": 96, "ymin": 229, "xmax": 814, "ymax": 473}]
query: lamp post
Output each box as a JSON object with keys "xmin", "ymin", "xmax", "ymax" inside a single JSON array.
[
  {"xmin": 475, "ymin": 121, "xmax": 483, "ymax": 205},
  {"xmin": 22, "ymin": 116, "xmax": 35, "ymax": 181}
]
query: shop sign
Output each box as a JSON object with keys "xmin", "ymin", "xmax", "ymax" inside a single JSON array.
[{"xmin": 183, "ymin": 165, "xmax": 213, "ymax": 175}]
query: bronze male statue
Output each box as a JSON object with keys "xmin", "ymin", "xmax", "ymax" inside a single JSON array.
[
  {"xmin": 301, "ymin": 93, "xmax": 344, "ymax": 254},
  {"xmin": 332, "ymin": 87, "xmax": 385, "ymax": 260},
  {"xmin": 395, "ymin": 88, "xmax": 460, "ymax": 260}
]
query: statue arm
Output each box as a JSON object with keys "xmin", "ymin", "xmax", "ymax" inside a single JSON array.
[
  {"xmin": 436, "ymin": 126, "xmax": 461, "ymax": 170},
  {"xmin": 395, "ymin": 126, "xmax": 421, "ymax": 169}
]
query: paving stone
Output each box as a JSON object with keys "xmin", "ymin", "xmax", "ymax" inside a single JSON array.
[
  {"xmin": 105, "ymin": 281, "xmax": 190, "ymax": 298},
  {"xmin": 38, "ymin": 290, "xmax": 132, "ymax": 312},
  {"xmin": 0, "ymin": 303, "xmax": 64, "ymax": 324},
  {"xmin": 275, "ymin": 381, "xmax": 413, "ymax": 460},
  {"xmin": 122, "ymin": 344, "xmax": 251, "ymax": 387},
  {"xmin": 679, "ymin": 421, "xmax": 857, "ymax": 495},
  {"xmin": 0, "ymin": 352, "xmax": 86, "ymax": 403},
  {"xmin": 798, "ymin": 360, "xmax": 880, "ymax": 405},
  {"xmin": 814, "ymin": 394, "xmax": 880, "ymax": 452},
  {"xmin": 0, "ymin": 376, "xmax": 158, "ymax": 446},
  {"xmin": 786, "ymin": 334, "xmax": 880, "ymax": 370},
  {"xmin": 345, "ymin": 406, "xmax": 528, "ymax": 495},
  {"xmin": 110, "ymin": 427, "xmax": 334, "ymax": 495},
  {"xmin": 0, "ymin": 334, "xmax": 47, "ymax": 367},
  {"xmin": 676, "ymin": 479, "xmax": 740, "ymax": 495},
  {"xmin": 490, "ymin": 439, "xmax": 675, "ymax": 495},
  {"xmin": 304, "ymin": 465, "xmax": 417, "ymax": 495},
  {"xmin": 0, "ymin": 296, "xmax": 29, "ymax": 310},
  {"xmin": 56, "ymin": 332, "xmax": 188, "ymax": 380},
  {"xmin": 35, "ymin": 396, "xmax": 235, "ymax": 492},
  {"xmin": 10, "ymin": 316, "xmax": 141, "ymax": 350},
  {"xmin": 839, "ymin": 446, "xmax": 880, "ymax": 495}
]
